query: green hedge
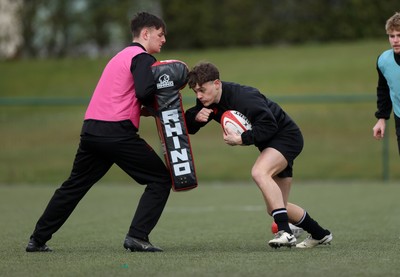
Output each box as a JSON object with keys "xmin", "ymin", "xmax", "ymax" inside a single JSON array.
[{"xmin": 162, "ymin": 0, "xmax": 398, "ymax": 49}]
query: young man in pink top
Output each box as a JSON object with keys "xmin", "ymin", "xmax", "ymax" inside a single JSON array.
[{"xmin": 26, "ymin": 12, "xmax": 171, "ymax": 253}]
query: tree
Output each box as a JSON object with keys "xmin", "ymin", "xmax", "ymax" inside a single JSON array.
[
  {"xmin": 0, "ymin": 0, "xmax": 23, "ymax": 60},
  {"xmin": 16, "ymin": 0, "xmax": 162, "ymax": 58}
]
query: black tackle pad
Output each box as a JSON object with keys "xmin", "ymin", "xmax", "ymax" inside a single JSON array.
[{"xmin": 151, "ymin": 60, "xmax": 198, "ymax": 191}]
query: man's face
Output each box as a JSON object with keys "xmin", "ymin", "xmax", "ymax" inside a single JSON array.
[
  {"xmin": 192, "ymin": 80, "xmax": 220, "ymax": 107},
  {"xmin": 146, "ymin": 27, "xmax": 166, "ymax": 54},
  {"xmin": 388, "ymin": 30, "xmax": 400, "ymax": 54}
]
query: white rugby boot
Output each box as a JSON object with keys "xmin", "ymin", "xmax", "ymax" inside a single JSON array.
[
  {"xmin": 296, "ymin": 232, "xmax": 333, "ymax": 249},
  {"xmin": 289, "ymin": 223, "xmax": 304, "ymax": 239},
  {"xmin": 271, "ymin": 222, "xmax": 304, "ymax": 238},
  {"xmin": 268, "ymin": 230, "xmax": 297, "ymax": 249}
]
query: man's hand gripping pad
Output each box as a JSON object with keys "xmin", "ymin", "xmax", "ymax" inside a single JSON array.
[{"xmin": 151, "ymin": 60, "xmax": 197, "ymax": 191}]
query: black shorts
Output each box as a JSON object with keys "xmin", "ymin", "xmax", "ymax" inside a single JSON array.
[
  {"xmin": 256, "ymin": 128, "xmax": 304, "ymax": 178},
  {"xmin": 395, "ymin": 113, "xmax": 400, "ymax": 155}
]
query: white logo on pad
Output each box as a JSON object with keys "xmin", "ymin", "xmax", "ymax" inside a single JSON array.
[
  {"xmin": 162, "ymin": 109, "xmax": 191, "ymax": 176},
  {"xmin": 156, "ymin": 74, "xmax": 174, "ymax": 89}
]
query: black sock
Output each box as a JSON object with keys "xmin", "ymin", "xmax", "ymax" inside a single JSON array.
[
  {"xmin": 272, "ymin": 208, "xmax": 292, "ymax": 234},
  {"xmin": 296, "ymin": 211, "xmax": 329, "ymax": 240}
]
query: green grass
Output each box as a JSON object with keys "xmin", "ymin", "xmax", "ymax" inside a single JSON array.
[
  {"xmin": 0, "ymin": 40, "xmax": 388, "ymax": 97},
  {"xmin": 1, "ymin": 182, "xmax": 400, "ymax": 276},
  {"xmin": 1, "ymin": 40, "xmax": 400, "ymax": 183}
]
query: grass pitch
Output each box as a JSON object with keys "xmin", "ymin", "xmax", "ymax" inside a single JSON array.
[{"xmin": 1, "ymin": 182, "xmax": 399, "ymax": 276}]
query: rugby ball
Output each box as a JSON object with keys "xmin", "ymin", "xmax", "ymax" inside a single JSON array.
[{"xmin": 221, "ymin": 110, "xmax": 252, "ymax": 135}]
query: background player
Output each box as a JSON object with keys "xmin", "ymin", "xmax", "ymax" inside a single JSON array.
[{"xmin": 373, "ymin": 12, "xmax": 400, "ymax": 154}]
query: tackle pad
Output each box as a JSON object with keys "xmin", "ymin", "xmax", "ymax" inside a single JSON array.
[{"xmin": 151, "ymin": 60, "xmax": 198, "ymax": 191}]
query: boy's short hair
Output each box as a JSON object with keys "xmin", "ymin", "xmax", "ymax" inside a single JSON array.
[
  {"xmin": 385, "ymin": 12, "xmax": 400, "ymax": 33},
  {"xmin": 131, "ymin": 12, "xmax": 166, "ymax": 38},
  {"xmin": 188, "ymin": 62, "xmax": 220, "ymax": 89}
]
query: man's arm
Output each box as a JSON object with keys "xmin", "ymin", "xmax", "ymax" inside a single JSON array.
[
  {"xmin": 184, "ymin": 100, "xmax": 211, "ymax": 134},
  {"xmin": 375, "ymin": 61, "xmax": 392, "ymax": 120},
  {"xmin": 373, "ymin": 58, "xmax": 391, "ymax": 140},
  {"xmin": 131, "ymin": 53, "xmax": 157, "ymax": 105}
]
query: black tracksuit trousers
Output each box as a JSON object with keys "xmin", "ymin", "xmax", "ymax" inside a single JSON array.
[{"xmin": 30, "ymin": 131, "xmax": 171, "ymax": 245}]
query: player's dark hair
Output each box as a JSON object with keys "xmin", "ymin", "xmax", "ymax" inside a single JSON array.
[
  {"xmin": 188, "ymin": 62, "xmax": 220, "ymax": 88},
  {"xmin": 131, "ymin": 12, "xmax": 166, "ymax": 38}
]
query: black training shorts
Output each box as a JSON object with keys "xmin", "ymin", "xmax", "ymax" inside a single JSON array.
[
  {"xmin": 395, "ymin": 114, "xmax": 400, "ymax": 155},
  {"xmin": 256, "ymin": 128, "xmax": 304, "ymax": 178}
]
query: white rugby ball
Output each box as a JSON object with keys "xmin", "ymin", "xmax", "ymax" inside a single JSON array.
[{"xmin": 221, "ymin": 110, "xmax": 252, "ymax": 135}]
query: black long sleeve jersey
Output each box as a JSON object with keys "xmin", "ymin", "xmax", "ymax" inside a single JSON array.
[{"xmin": 184, "ymin": 81, "xmax": 300, "ymax": 148}]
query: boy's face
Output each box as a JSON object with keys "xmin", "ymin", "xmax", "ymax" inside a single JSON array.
[
  {"xmin": 388, "ymin": 30, "xmax": 400, "ymax": 54},
  {"xmin": 192, "ymin": 80, "xmax": 221, "ymax": 107},
  {"xmin": 145, "ymin": 27, "xmax": 166, "ymax": 54}
]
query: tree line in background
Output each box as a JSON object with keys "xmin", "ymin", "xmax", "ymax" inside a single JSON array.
[
  {"xmin": 0, "ymin": 0, "xmax": 398, "ymax": 59},
  {"xmin": 162, "ymin": 0, "xmax": 398, "ymax": 49}
]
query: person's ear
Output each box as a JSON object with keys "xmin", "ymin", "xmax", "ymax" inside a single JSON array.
[
  {"xmin": 141, "ymin": 28, "xmax": 149, "ymax": 40},
  {"xmin": 214, "ymin": 79, "xmax": 221, "ymax": 89}
]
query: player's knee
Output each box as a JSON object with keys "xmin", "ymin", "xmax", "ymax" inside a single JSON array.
[
  {"xmin": 146, "ymin": 181, "xmax": 171, "ymax": 195},
  {"xmin": 251, "ymin": 166, "xmax": 271, "ymax": 183}
]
